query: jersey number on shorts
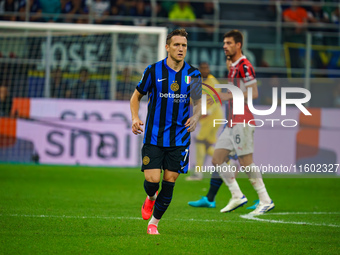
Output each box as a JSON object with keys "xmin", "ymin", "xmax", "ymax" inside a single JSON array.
[
  {"xmin": 235, "ymin": 134, "xmax": 241, "ymax": 144},
  {"xmin": 183, "ymin": 148, "xmax": 189, "ymax": 162}
]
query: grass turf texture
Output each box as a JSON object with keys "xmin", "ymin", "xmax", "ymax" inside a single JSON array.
[{"xmin": 0, "ymin": 165, "xmax": 339, "ymax": 254}]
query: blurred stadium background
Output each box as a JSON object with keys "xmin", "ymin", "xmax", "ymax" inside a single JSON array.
[{"xmin": 0, "ymin": 1, "xmax": 340, "ymax": 253}]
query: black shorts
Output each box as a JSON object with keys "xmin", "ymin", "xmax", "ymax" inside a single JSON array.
[{"xmin": 141, "ymin": 144, "xmax": 190, "ymax": 174}]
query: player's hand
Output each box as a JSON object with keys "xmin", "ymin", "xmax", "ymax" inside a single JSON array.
[
  {"xmin": 217, "ymin": 92, "xmax": 232, "ymax": 102},
  {"xmin": 132, "ymin": 118, "xmax": 144, "ymax": 135},
  {"xmin": 185, "ymin": 116, "xmax": 199, "ymax": 132},
  {"xmin": 207, "ymin": 94, "xmax": 218, "ymax": 105}
]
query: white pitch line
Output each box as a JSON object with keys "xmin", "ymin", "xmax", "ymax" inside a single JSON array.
[
  {"xmin": 240, "ymin": 212, "xmax": 340, "ymax": 228},
  {"xmin": 0, "ymin": 214, "xmax": 246, "ymax": 224},
  {"xmin": 1, "ymin": 212, "xmax": 339, "ymax": 228},
  {"xmin": 267, "ymin": 212, "xmax": 340, "ymax": 215}
]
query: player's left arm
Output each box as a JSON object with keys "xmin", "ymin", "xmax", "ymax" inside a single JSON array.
[
  {"xmin": 185, "ymin": 98, "xmax": 201, "ymax": 132},
  {"xmin": 243, "ymin": 82, "xmax": 258, "ymax": 100},
  {"xmin": 216, "ymin": 62, "xmax": 258, "ymax": 102},
  {"xmin": 213, "ymin": 82, "xmax": 258, "ymax": 102},
  {"xmin": 241, "ymin": 62, "xmax": 258, "ymax": 100}
]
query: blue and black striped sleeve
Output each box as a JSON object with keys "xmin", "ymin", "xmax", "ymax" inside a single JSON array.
[
  {"xmin": 191, "ymin": 71, "xmax": 202, "ymax": 100},
  {"xmin": 136, "ymin": 65, "xmax": 152, "ymax": 95}
]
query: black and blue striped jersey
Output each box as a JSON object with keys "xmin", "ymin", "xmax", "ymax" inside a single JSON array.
[{"xmin": 136, "ymin": 58, "xmax": 201, "ymax": 147}]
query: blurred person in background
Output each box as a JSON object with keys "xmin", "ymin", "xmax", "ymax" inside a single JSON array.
[
  {"xmin": 188, "ymin": 58, "xmax": 238, "ymax": 207},
  {"xmin": 260, "ymin": 75, "xmax": 281, "ymax": 106},
  {"xmin": 68, "ymin": 68, "xmax": 101, "ymax": 99},
  {"xmin": 323, "ymin": 0, "xmax": 339, "ymax": 26},
  {"xmin": 116, "ymin": 66, "xmax": 135, "ymax": 101},
  {"xmin": 76, "ymin": 0, "xmax": 89, "ymax": 23},
  {"xmin": 18, "ymin": 0, "xmax": 42, "ymax": 22},
  {"xmin": 39, "ymin": 0, "xmax": 62, "ymax": 22},
  {"xmin": 129, "ymin": 0, "xmax": 150, "ymax": 26},
  {"xmin": 108, "ymin": 0, "xmax": 126, "ymax": 25},
  {"xmin": 307, "ymin": 0, "xmax": 330, "ymax": 44},
  {"xmin": 50, "ymin": 68, "xmax": 69, "ymax": 98},
  {"xmin": 217, "ymin": 30, "xmax": 273, "ymax": 215},
  {"xmin": 333, "ymin": 83, "xmax": 340, "ymax": 108},
  {"xmin": 0, "ymin": 0, "xmax": 20, "ymax": 21},
  {"xmin": 307, "ymin": 1, "xmax": 330, "ymax": 24},
  {"xmin": 155, "ymin": 2, "xmax": 167, "ymax": 18},
  {"xmin": 160, "ymin": 1, "xmax": 173, "ymax": 14},
  {"xmin": 0, "ymin": 81, "xmax": 13, "ymax": 117},
  {"xmin": 151, "ymin": 2, "xmax": 168, "ymax": 27},
  {"xmin": 196, "ymin": 2, "xmax": 216, "ymax": 41},
  {"xmin": 333, "ymin": 8, "xmax": 339, "ymax": 24},
  {"xmin": 168, "ymin": 1, "xmax": 197, "ymax": 40},
  {"xmin": 90, "ymin": 0, "xmax": 110, "ymax": 24},
  {"xmin": 61, "ymin": 0, "xmax": 81, "ymax": 23},
  {"xmin": 186, "ymin": 62, "xmax": 223, "ymax": 181},
  {"xmin": 189, "ymin": 30, "xmax": 274, "ymax": 215},
  {"xmin": 282, "ymin": 0, "xmax": 308, "ymax": 43}
]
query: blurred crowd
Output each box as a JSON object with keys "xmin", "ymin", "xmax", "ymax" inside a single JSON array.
[
  {"xmin": 281, "ymin": 0, "xmax": 339, "ymax": 43},
  {"xmin": 0, "ymin": 0, "xmax": 336, "ymax": 29},
  {"xmin": 0, "ymin": 0, "xmax": 339, "ymax": 109},
  {"xmin": 0, "ymin": 0, "xmax": 168, "ymax": 24},
  {"xmin": 0, "ymin": 0, "xmax": 338, "ymax": 44}
]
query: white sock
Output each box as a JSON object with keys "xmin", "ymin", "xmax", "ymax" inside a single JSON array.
[
  {"xmin": 148, "ymin": 193, "xmax": 157, "ymax": 201},
  {"xmin": 148, "ymin": 216, "xmax": 160, "ymax": 226},
  {"xmin": 218, "ymin": 162, "xmax": 243, "ymax": 199},
  {"xmin": 247, "ymin": 163, "xmax": 271, "ymax": 204}
]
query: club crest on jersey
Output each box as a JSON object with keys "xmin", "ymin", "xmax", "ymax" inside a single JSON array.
[
  {"xmin": 171, "ymin": 81, "xmax": 179, "ymax": 92},
  {"xmin": 143, "ymin": 156, "xmax": 150, "ymax": 165},
  {"xmin": 185, "ymin": 76, "xmax": 191, "ymax": 84}
]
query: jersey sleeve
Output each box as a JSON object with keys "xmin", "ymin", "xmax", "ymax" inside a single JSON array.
[
  {"xmin": 191, "ymin": 70, "xmax": 202, "ymax": 100},
  {"xmin": 239, "ymin": 62, "xmax": 257, "ymax": 86},
  {"xmin": 136, "ymin": 65, "xmax": 152, "ymax": 95}
]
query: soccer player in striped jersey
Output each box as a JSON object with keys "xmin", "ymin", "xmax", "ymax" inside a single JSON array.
[
  {"xmin": 214, "ymin": 30, "xmax": 274, "ymax": 215},
  {"xmin": 130, "ymin": 28, "xmax": 202, "ymax": 234}
]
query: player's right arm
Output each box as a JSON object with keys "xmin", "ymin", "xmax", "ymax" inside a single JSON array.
[
  {"xmin": 130, "ymin": 89, "xmax": 144, "ymax": 135},
  {"xmin": 130, "ymin": 65, "xmax": 152, "ymax": 135}
]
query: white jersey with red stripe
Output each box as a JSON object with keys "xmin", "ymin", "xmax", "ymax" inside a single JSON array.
[{"xmin": 227, "ymin": 56, "xmax": 257, "ymax": 127}]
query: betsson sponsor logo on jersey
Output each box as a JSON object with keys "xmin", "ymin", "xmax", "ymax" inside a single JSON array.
[{"xmin": 159, "ymin": 92, "xmax": 188, "ymax": 103}]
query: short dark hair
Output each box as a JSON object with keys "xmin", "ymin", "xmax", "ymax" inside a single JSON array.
[
  {"xmin": 223, "ymin": 29, "xmax": 243, "ymax": 48},
  {"xmin": 80, "ymin": 67, "xmax": 88, "ymax": 74},
  {"xmin": 199, "ymin": 62, "xmax": 209, "ymax": 67},
  {"xmin": 166, "ymin": 28, "xmax": 188, "ymax": 45}
]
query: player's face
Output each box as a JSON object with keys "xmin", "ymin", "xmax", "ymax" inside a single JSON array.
[
  {"xmin": 223, "ymin": 37, "xmax": 239, "ymax": 58},
  {"xmin": 166, "ymin": 36, "xmax": 187, "ymax": 63},
  {"xmin": 80, "ymin": 71, "xmax": 89, "ymax": 81},
  {"xmin": 0, "ymin": 86, "xmax": 8, "ymax": 101},
  {"xmin": 199, "ymin": 63, "xmax": 210, "ymax": 79}
]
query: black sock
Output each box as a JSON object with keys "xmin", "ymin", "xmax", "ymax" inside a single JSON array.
[
  {"xmin": 153, "ymin": 180, "xmax": 175, "ymax": 220},
  {"xmin": 144, "ymin": 180, "xmax": 159, "ymax": 197},
  {"xmin": 206, "ymin": 172, "xmax": 223, "ymax": 202}
]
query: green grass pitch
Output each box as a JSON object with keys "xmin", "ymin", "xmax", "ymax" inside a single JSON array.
[{"xmin": 0, "ymin": 164, "xmax": 339, "ymax": 254}]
